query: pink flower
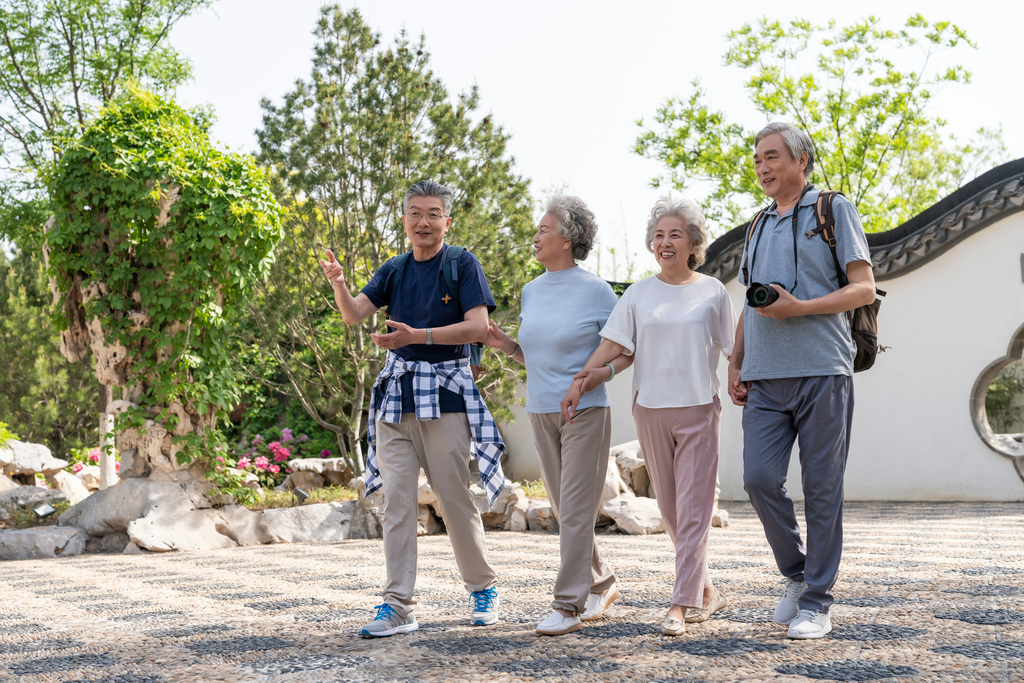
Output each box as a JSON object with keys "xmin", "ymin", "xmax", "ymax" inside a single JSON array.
[
  {"xmin": 237, "ymin": 457, "xmax": 252, "ymax": 469},
  {"xmin": 268, "ymin": 441, "xmax": 281, "ymax": 452},
  {"xmin": 216, "ymin": 456, "xmax": 224, "ymax": 463},
  {"xmin": 115, "ymin": 462, "xmax": 120, "ymax": 473},
  {"xmin": 72, "ymin": 463, "xmax": 84, "ymax": 473},
  {"xmin": 285, "ymin": 468, "xmax": 292, "ymax": 474},
  {"xmin": 89, "ymin": 453, "xmax": 100, "ymax": 463},
  {"xmin": 253, "ymin": 434, "xmax": 263, "ymax": 443},
  {"xmin": 320, "ymin": 449, "xmax": 331, "ymax": 458},
  {"xmin": 299, "ymin": 434, "xmax": 309, "ymax": 442},
  {"xmin": 268, "ymin": 464, "xmax": 280, "ymax": 474},
  {"xmin": 281, "ymin": 428, "xmax": 293, "ymax": 442},
  {"xmin": 273, "ymin": 447, "xmax": 290, "ymax": 462},
  {"xmin": 254, "ymin": 455, "xmax": 270, "ymax": 470}
]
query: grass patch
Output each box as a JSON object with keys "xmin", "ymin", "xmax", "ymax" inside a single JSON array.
[
  {"xmin": 0, "ymin": 500, "xmax": 71, "ymax": 530},
  {"xmin": 518, "ymin": 479, "xmax": 548, "ymax": 500},
  {"xmin": 245, "ymin": 485, "xmax": 359, "ymax": 511}
]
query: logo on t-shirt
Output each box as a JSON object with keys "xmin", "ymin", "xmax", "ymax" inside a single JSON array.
[{"xmin": 441, "ymin": 294, "xmax": 452, "ymax": 304}]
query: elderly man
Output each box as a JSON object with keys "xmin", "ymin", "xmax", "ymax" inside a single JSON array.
[
  {"xmin": 320, "ymin": 180, "xmax": 505, "ymax": 637},
  {"xmin": 728, "ymin": 122, "xmax": 876, "ymax": 639}
]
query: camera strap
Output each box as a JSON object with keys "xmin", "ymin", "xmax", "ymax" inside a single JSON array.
[{"xmin": 746, "ymin": 183, "xmax": 814, "ymax": 295}]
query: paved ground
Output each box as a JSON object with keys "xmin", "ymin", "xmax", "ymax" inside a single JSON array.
[{"xmin": 0, "ymin": 502, "xmax": 1022, "ymax": 682}]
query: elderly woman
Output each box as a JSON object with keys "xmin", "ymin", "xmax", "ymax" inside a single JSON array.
[
  {"xmin": 562, "ymin": 198, "xmax": 735, "ymax": 635},
  {"xmin": 484, "ymin": 196, "xmax": 631, "ymax": 635}
]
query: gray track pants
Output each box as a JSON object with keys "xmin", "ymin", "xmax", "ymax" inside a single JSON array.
[{"xmin": 742, "ymin": 375, "xmax": 854, "ymax": 613}]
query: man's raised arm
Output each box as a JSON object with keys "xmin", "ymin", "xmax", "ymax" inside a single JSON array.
[{"xmin": 319, "ymin": 249, "xmax": 378, "ymax": 324}]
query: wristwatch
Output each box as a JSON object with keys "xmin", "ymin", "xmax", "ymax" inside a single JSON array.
[{"xmin": 425, "ymin": 327, "xmax": 433, "ymax": 345}]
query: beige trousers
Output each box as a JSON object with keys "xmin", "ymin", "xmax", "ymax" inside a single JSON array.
[
  {"xmin": 528, "ymin": 406, "xmax": 617, "ymax": 614},
  {"xmin": 375, "ymin": 412, "xmax": 496, "ymax": 617},
  {"xmin": 632, "ymin": 397, "xmax": 720, "ymax": 609}
]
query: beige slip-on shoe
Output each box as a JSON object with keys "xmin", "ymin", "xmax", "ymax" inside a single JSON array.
[{"xmin": 684, "ymin": 588, "xmax": 729, "ymax": 623}]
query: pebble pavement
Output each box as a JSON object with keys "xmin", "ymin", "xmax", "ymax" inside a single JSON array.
[{"xmin": 1, "ymin": 501, "xmax": 1022, "ymax": 682}]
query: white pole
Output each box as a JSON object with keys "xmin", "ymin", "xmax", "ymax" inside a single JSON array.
[{"xmin": 98, "ymin": 385, "xmax": 117, "ymax": 489}]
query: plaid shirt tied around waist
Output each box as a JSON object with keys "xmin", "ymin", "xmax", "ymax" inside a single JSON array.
[{"xmin": 364, "ymin": 351, "xmax": 506, "ymax": 505}]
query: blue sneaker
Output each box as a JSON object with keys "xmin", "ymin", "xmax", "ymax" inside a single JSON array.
[
  {"xmin": 360, "ymin": 603, "xmax": 418, "ymax": 637},
  {"xmin": 470, "ymin": 587, "xmax": 499, "ymax": 626}
]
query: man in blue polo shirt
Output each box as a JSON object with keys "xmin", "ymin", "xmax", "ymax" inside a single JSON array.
[{"xmin": 319, "ymin": 180, "xmax": 505, "ymax": 637}]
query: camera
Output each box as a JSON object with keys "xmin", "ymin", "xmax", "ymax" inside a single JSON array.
[{"xmin": 746, "ymin": 282, "xmax": 785, "ymax": 308}]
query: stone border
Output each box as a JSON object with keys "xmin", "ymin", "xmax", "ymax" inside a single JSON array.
[{"xmin": 969, "ymin": 319, "xmax": 1024, "ymax": 482}]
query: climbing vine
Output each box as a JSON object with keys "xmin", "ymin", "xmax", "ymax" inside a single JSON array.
[{"xmin": 44, "ymin": 87, "xmax": 281, "ymax": 477}]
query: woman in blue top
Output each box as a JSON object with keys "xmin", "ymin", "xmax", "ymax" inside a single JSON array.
[{"xmin": 484, "ymin": 196, "xmax": 633, "ymax": 635}]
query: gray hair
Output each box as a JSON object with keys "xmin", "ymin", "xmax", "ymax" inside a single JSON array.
[
  {"xmin": 404, "ymin": 180, "xmax": 454, "ymax": 215},
  {"xmin": 755, "ymin": 122, "xmax": 816, "ymax": 177},
  {"xmin": 545, "ymin": 195, "xmax": 598, "ymax": 261},
  {"xmin": 644, "ymin": 198, "xmax": 709, "ymax": 269}
]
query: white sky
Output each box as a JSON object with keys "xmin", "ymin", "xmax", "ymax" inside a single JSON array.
[{"xmin": 170, "ymin": 0, "xmax": 1024, "ymax": 280}]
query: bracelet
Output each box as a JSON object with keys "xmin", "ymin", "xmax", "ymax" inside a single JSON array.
[
  {"xmin": 603, "ymin": 363, "xmax": 615, "ymax": 382},
  {"xmin": 508, "ymin": 342, "xmax": 520, "ymax": 357}
]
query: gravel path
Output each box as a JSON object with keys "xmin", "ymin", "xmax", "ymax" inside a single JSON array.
[{"xmin": 1, "ymin": 501, "xmax": 1022, "ymax": 682}]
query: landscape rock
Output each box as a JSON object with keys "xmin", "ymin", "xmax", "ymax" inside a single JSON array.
[
  {"xmin": 259, "ymin": 501, "xmax": 355, "ymax": 544},
  {"xmin": 712, "ymin": 507, "xmax": 729, "ymax": 528},
  {"xmin": 601, "ymin": 457, "xmax": 633, "ymax": 503},
  {"xmin": 58, "ymin": 479, "xmax": 192, "ymax": 537},
  {"xmin": 85, "ymin": 532, "xmax": 130, "ymax": 554},
  {"xmin": 205, "ymin": 505, "xmax": 268, "ymax": 546},
  {"xmin": 0, "ymin": 440, "xmax": 69, "ymax": 482},
  {"xmin": 418, "ymin": 473, "xmax": 437, "ymax": 506},
  {"xmin": 284, "ymin": 470, "xmax": 325, "ymax": 492},
  {"xmin": 352, "ymin": 480, "xmax": 385, "ymax": 540},
  {"xmin": 418, "ymin": 504, "xmax": 443, "ymax": 536},
  {"xmin": 612, "ymin": 440, "xmax": 652, "ymax": 498},
  {"xmin": 0, "ymin": 526, "xmax": 86, "ymax": 560},
  {"xmin": 117, "ymin": 448, "xmax": 150, "ymax": 479},
  {"xmin": 75, "ymin": 465, "xmax": 101, "ymax": 491},
  {"xmin": 45, "ymin": 470, "xmax": 92, "ymax": 506},
  {"xmin": 127, "ymin": 509, "xmax": 237, "ymax": 552},
  {"xmin": 0, "ymin": 485, "xmax": 68, "ymax": 511},
  {"xmin": 0, "ymin": 473, "xmax": 18, "ymax": 491},
  {"xmin": 470, "ymin": 482, "xmax": 530, "ymax": 531},
  {"xmin": 600, "ymin": 495, "xmax": 665, "ymax": 535},
  {"xmin": 526, "ymin": 500, "xmax": 559, "ymax": 532},
  {"xmin": 287, "ymin": 457, "xmax": 355, "ymax": 487}
]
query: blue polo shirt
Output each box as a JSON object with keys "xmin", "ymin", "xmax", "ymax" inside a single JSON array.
[{"xmin": 362, "ymin": 244, "xmax": 495, "ymax": 413}]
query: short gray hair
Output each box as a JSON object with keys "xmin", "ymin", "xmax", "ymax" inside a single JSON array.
[
  {"xmin": 644, "ymin": 198, "xmax": 709, "ymax": 269},
  {"xmin": 545, "ymin": 195, "xmax": 598, "ymax": 261},
  {"xmin": 404, "ymin": 180, "xmax": 454, "ymax": 215},
  {"xmin": 755, "ymin": 122, "xmax": 815, "ymax": 177}
]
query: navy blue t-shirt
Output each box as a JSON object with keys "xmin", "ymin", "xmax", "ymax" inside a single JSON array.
[{"xmin": 362, "ymin": 244, "xmax": 496, "ymax": 413}]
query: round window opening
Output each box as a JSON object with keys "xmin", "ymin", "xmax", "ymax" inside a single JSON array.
[{"xmin": 971, "ymin": 321, "xmax": 1024, "ymax": 483}]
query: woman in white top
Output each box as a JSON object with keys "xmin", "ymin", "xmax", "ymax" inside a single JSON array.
[
  {"xmin": 561, "ymin": 198, "xmax": 736, "ymax": 636},
  {"xmin": 483, "ymin": 196, "xmax": 632, "ymax": 636}
]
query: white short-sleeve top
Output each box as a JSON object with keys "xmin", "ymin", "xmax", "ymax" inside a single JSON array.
[{"xmin": 600, "ymin": 273, "xmax": 736, "ymax": 409}]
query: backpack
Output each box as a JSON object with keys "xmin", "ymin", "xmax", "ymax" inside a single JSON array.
[
  {"xmin": 383, "ymin": 245, "xmax": 484, "ymax": 367},
  {"xmin": 741, "ymin": 191, "xmax": 887, "ymax": 373}
]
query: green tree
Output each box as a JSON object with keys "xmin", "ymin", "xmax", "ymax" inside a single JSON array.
[
  {"xmin": 247, "ymin": 6, "xmax": 535, "ymax": 473},
  {"xmin": 635, "ymin": 15, "xmax": 1009, "ymax": 233},
  {"xmin": 986, "ymin": 362, "xmax": 1024, "ymax": 435},
  {"xmin": 45, "ymin": 87, "xmax": 280, "ymax": 477}
]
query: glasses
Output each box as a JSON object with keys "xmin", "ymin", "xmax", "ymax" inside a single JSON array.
[{"xmin": 406, "ymin": 211, "xmax": 448, "ymax": 223}]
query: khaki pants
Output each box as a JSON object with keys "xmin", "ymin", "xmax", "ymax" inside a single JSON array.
[
  {"xmin": 376, "ymin": 412, "xmax": 496, "ymax": 617},
  {"xmin": 528, "ymin": 407, "xmax": 616, "ymax": 614},
  {"xmin": 633, "ymin": 398, "xmax": 720, "ymax": 609}
]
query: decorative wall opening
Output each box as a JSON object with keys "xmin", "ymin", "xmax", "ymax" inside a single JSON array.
[{"xmin": 971, "ymin": 322, "xmax": 1024, "ymax": 483}]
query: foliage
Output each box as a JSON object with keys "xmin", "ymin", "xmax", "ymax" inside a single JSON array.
[
  {"xmin": 228, "ymin": 426, "xmax": 328, "ymax": 489},
  {"xmin": 0, "ymin": 499, "xmax": 70, "ymax": 529},
  {"xmin": 250, "ymin": 485, "xmax": 358, "ymax": 511},
  {"xmin": 0, "ymin": 247, "xmax": 99, "ymax": 456},
  {"xmin": 0, "ymin": 421, "xmax": 14, "ymax": 449},
  {"xmin": 636, "ymin": 15, "xmax": 1009, "ymax": 233},
  {"xmin": 45, "ymin": 87, "xmax": 281, "ymax": 468},
  {"xmin": 518, "ymin": 479, "xmax": 548, "ymax": 500},
  {"xmin": 986, "ymin": 361, "xmax": 1024, "ymax": 434},
  {"xmin": 247, "ymin": 6, "xmax": 535, "ymax": 472}
]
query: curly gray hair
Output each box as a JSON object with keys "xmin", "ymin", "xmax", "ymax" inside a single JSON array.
[
  {"xmin": 545, "ymin": 195, "xmax": 598, "ymax": 261},
  {"xmin": 644, "ymin": 198, "xmax": 709, "ymax": 269},
  {"xmin": 755, "ymin": 122, "xmax": 815, "ymax": 177}
]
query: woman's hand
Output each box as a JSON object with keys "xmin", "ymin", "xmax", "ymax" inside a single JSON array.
[
  {"xmin": 573, "ymin": 365, "xmax": 612, "ymax": 394},
  {"xmin": 560, "ymin": 379, "xmax": 584, "ymax": 424},
  {"xmin": 483, "ymin": 319, "xmax": 516, "ymax": 355}
]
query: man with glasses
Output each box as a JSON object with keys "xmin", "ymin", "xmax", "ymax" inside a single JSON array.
[{"xmin": 320, "ymin": 180, "xmax": 504, "ymax": 637}]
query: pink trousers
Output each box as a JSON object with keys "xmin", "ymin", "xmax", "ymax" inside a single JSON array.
[{"xmin": 632, "ymin": 396, "xmax": 721, "ymax": 608}]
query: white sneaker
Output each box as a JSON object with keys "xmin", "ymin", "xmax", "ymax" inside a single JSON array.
[
  {"xmin": 787, "ymin": 609, "xmax": 832, "ymax": 639},
  {"xmin": 581, "ymin": 583, "xmax": 620, "ymax": 621},
  {"xmin": 536, "ymin": 610, "xmax": 582, "ymax": 635},
  {"xmin": 773, "ymin": 578, "xmax": 808, "ymax": 625},
  {"xmin": 470, "ymin": 588, "xmax": 499, "ymax": 626}
]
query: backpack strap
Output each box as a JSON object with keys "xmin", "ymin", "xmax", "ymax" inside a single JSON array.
[
  {"xmin": 382, "ymin": 251, "xmax": 412, "ymax": 315},
  {"xmin": 740, "ymin": 208, "xmax": 769, "ymax": 287},
  {"xmin": 442, "ymin": 245, "xmax": 464, "ymax": 308}
]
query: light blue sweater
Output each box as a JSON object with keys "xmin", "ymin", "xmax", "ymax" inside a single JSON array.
[{"xmin": 518, "ymin": 266, "xmax": 619, "ymax": 414}]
